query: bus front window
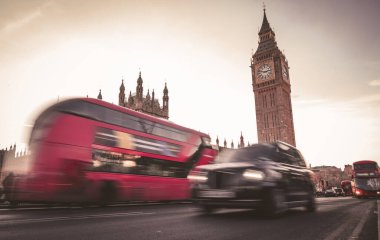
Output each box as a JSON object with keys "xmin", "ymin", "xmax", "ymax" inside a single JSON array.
[{"xmin": 354, "ymin": 178, "xmax": 380, "ymax": 191}]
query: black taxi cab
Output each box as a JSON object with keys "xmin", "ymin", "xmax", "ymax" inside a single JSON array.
[{"xmin": 188, "ymin": 141, "xmax": 316, "ymax": 216}]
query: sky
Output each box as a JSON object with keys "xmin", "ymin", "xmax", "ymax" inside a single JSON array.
[{"xmin": 0, "ymin": 0, "xmax": 379, "ymax": 169}]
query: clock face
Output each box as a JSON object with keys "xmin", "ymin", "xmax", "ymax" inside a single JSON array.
[{"xmin": 257, "ymin": 64, "xmax": 272, "ymax": 80}]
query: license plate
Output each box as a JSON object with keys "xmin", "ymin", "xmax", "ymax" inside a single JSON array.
[{"xmin": 198, "ymin": 190, "xmax": 235, "ymax": 198}]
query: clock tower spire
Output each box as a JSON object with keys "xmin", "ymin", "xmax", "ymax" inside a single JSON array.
[{"xmin": 251, "ymin": 8, "xmax": 296, "ymax": 146}]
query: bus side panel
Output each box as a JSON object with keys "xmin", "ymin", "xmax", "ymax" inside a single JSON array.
[
  {"xmin": 85, "ymin": 172, "xmax": 190, "ymax": 202},
  {"xmin": 13, "ymin": 115, "xmax": 95, "ymax": 203},
  {"xmin": 12, "ymin": 142, "xmax": 92, "ymax": 202},
  {"xmin": 137, "ymin": 176, "xmax": 190, "ymax": 201},
  {"xmin": 45, "ymin": 115, "xmax": 95, "ymax": 148}
]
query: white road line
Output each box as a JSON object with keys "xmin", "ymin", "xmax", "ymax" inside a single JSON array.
[
  {"xmin": 323, "ymin": 219, "xmax": 354, "ymax": 240},
  {"xmin": 323, "ymin": 203, "xmax": 371, "ymax": 240},
  {"xmin": 0, "ymin": 211, "xmax": 155, "ymax": 225},
  {"xmin": 349, "ymin": 207, "xmax": 371, "ymax": 239}
]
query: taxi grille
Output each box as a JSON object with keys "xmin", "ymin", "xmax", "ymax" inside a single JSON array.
[{"xmin": 207, "ymin": 170, "xmax": 242, "ymax": 189}]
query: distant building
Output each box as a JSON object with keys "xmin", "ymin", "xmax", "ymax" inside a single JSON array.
[
  {"xmin": 0, "ymin": 145, "xmax": 29, "ymax": 182},
  {"xmin": 97, "ymin": 71, "xmax": 169, "ymax": 119},
  {"xmin": 312, "ymin": 166, "xmax": 344, "ymax": 190},
  {"xmin": 215, "ymin": 132, "xmax": 247, "ymax": 152},
  {"xmin": 238, "ymin": 132, "xmax": 245, "ymax": 148},
  {"xmin": 343, "ymin": 164, "xmax": 353, "ymax": 180},
  {"xmin": 251, "ymin": 8, "xmax": 296, "ymax": 146},
  {"xmin": 118, "ymin": 71, "xmax": 169, "ymax": 119}
]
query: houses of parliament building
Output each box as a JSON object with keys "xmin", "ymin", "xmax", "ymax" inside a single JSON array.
[{"xmin": 97, "ymin": 71, "xmax": 169, "ymax": 119}]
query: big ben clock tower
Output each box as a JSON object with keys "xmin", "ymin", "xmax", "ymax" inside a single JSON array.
[{"xmin": 251, "ymin": 8, "xmax": 296, "ymax": 146}]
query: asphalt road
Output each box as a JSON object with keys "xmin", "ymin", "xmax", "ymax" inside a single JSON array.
[{"xmin": 0, "ymin": 197, "xmax": 378, "ymax": 240}]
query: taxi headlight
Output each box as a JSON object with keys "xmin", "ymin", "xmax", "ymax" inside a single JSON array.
[
  {"xmin": 187, "ymin": 171, "xmax": 208, "ymax": 183},
  {"xmin": 243, "ymin": 169, "xmax": 265, "ymax": 180}
]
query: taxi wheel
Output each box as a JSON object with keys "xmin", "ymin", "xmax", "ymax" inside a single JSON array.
[
  {"xmin": 200, "ymin": 204, "xmax": 216, "ymax": 214},
  {"xmin": 9, "ymin": 201, "xmax": 20, "ymax": 208},
  {"xmin": 262, "ymin": 188, "xmax": 287, "ymax": 217},
  {"xmin": 305, "ymin": 193, "xmax": 316, "ymax": 212}
]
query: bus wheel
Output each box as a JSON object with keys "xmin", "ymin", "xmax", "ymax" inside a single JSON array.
[{"xmin": 98, "ymin": 181, "xmax": 117, "ymax": 206}]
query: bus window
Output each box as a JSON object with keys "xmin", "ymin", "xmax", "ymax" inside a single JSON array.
[
  {"xmin": 89, "ymin": 149, "xmax": 189, "ymax": 178},
  {"xmin": 104, "ymin": 108, "xmax": 124, "ymax": 127},
  {"xmin": 354, "ymin": 163, "xmax": 377, "ymax": 171}
]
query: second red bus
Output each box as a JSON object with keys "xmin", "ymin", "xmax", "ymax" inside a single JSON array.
[{"xmin": 351, "ymin": 160, "xmax": 380, "ymax": 198}]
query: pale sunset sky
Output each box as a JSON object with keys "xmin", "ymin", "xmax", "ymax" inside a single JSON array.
[{"xmin": 0, "ymin": 0, "xmax": 379, "ymax": 169}]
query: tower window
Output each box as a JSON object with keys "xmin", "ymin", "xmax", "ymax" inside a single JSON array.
[
  {"xmin": 264, "ymin": 95, "xmax": 267, "ymax": 108},
  {"xmin": 274, "ymin": 113, "xmax": 278, "ymax": 125}
]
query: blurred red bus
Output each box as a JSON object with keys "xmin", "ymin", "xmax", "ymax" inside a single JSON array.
[
  {"xmin": 340, "ymin": 180, "xmax": 352, "ymax": 196},
  {"xmin": 3, "ymin": 98, "xmax": 217, "ymax": 204},
  {"xmin": 351, "ymin": 160, "xmax": 380, "ymax": 198}
]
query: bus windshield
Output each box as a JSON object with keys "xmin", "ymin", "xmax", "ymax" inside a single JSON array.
[{"xmin": 354, "ymin": 178, "xmax": 380, "ymax": 191}]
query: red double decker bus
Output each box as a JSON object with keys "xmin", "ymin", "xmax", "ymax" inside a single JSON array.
[
  {"xmin": 351, "ymin": 160, "xmax": 380, "ymax": 198},
  {"xmin": 2, "ymin": 98, "xmax": 217, "ymax": 204},
  {"xmin": 340, "ymin": 180, "xmax": 352, "ymax": 196}
]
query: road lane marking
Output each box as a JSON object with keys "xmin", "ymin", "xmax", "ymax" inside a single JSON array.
[
  {"xmin": 0, "ymin": 211, "xmax": 155, "ymax": 225},
  {"xmin": 322, "ymin": 201, "xmax": 372, "ymax": 240},
  {"xmin": 349, "ymin": 207, "xmax": 371, "ymax": 239}
]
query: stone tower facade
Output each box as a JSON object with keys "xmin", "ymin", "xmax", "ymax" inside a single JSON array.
[
  {"xmin": 118, "ymin": 71, "xmax": 169, "ymax": 119},
  {"xmin": 251, "ymin": 8, "xmax": 296, "ymax": 146}
]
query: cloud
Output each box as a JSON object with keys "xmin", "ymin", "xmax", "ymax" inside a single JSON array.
[
  {"xmin": 350, "ymin": 94, "xmax": 380, "ymax": 104},
  {"xmin": 0, "ymin": 1, "xmax": 52, "ymax": 33},
  {"xmin": 369, "ymin": 79, "xmax": 380, "ymax": 87},
  {"xmin": 2, "ymin": 10, "xmax": 41, "ymax": 32}
]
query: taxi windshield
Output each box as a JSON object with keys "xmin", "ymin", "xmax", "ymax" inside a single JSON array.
[{"xmin": 216, "ymin": 145, "xmax": 276, "ymax": 163}]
